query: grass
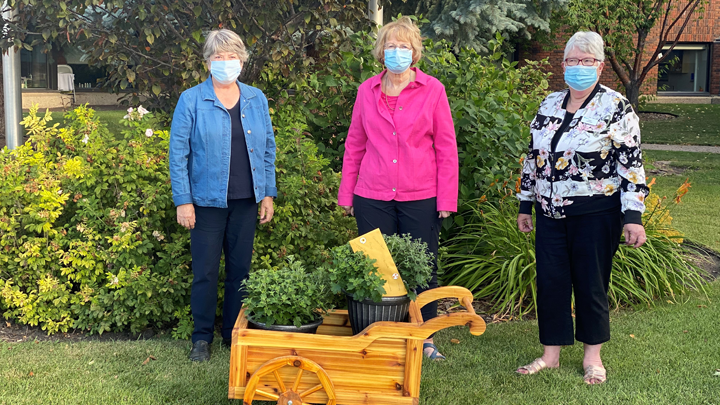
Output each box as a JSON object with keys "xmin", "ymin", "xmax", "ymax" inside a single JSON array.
[
  {"xmin": 22, "ymin": 110, "xmax": 129, "ymax": 137},
  {"xmin": 639, "ymin": 104, "xmax": 720, "ymax": 146},
  {"xmin": 644, "ymin": 150, "xmax": 720, "ymax": 252},
  {"xmin": 1, "ymin": 282, "xmax": 717, "ymax": 405}
]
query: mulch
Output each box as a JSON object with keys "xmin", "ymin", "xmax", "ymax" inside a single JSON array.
[{"xmin": 638, "ymin": 111, "xmax": 678, "ymax": 122}]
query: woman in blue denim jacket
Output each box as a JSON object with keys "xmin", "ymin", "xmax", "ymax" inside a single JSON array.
[{"xmin": 169, "ymin": 29, "xmax": 277, "ymax": 362}]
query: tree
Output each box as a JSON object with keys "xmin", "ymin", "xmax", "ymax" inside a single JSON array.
[
  {"xmin": 387, "ymin": 0, "xmax": 568, "ymax": 52},
  {"xmin": 567, "ymin": 0, "xmax": 706, "ymax": 109},
  {"xmin": 0, "ymin": 0, "xmax": 369, "ymax": 112}
]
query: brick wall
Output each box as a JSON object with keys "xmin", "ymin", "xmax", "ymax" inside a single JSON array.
[{"xmin": 524, "ymin": 0, "xmax": 720, "ymax": 96}]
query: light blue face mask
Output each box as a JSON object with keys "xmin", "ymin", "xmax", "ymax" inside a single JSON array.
[
  {"xmin": 210, "ymin": 60, "xmax": 242, "ymax": 84},
  {"xmin": 564, "ymin": 65, "xmax": 598, "ymax": 91},
  {"xmin": 384, "ymin": 48, "xmax": 413, "ymax": 74}
]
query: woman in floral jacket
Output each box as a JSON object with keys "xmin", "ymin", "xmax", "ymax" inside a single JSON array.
[{"xmin": 515, "ymin": 32, "xmax": 649, "ymax": 384}]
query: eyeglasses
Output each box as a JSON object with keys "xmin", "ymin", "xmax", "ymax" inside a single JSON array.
[
  {"xmin": 384, "ymin": 44, "xmax": 412, "ymax": 51},
  {"xmin": 564, "ymin": 58, "xmax": 601, "ymax": 66}
]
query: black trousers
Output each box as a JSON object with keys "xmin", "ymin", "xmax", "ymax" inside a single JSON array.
[
  {"xmin": 535, "ymin": 209, "xmax": 622, "ymax": 346},
  {"xmin": 190, "ymin": 198, "xmax": 258, "ymax": 343},
  {"xmin": 353, "ymin": 195, "xmax": 441, "ymax": 324}
]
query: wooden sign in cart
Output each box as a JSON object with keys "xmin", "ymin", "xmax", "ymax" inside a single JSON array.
[{"xmin": 228, "ymin": 286, "xmax": 486, "ymax": 405}]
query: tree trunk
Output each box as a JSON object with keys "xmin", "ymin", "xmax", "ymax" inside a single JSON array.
[{"xmin": 625, "ymin": 82, "xmax": 641, "ymax": 112}]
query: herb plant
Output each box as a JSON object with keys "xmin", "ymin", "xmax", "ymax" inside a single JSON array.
[
  {"xmin": 242, "ymin": 256, "xmax": 335, "ymax": 328},
  {"xmin": 383, "ymin": 234, "xmax": 433, "ymax": 300},
  {"xmin": 327, "ymin": 245, "xmax": 386, "ymax": 303}
]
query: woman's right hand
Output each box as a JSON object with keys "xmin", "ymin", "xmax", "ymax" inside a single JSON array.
[
  {"xmin": 340, "ymin": 205, "xmax": 354, "ymax": 217},
  {"xmin": 177, "ymin": 204, "xmax": 196, "ymax": 230},
  {"xmin": 517, "ymin": 214, "xmax": 533, "ymax": 233}
]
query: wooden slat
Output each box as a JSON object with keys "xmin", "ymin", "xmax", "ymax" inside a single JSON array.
[
  {"xmin": 229, "ymin": 344, "xmax": 248, "ymax": 389},
  {"xmin": 235, "ymin": 311, "xmax": 485, "ymax": 352},
  {"xmin": 233, "ymin": 386, "xmax": 417, "ymax": 405},
  {"xmin": 316, "ymin": 325, "xmax": 354, "ymax": 336},
  {"xmin": 403, "ymin": 340, "xmax": 422, "ymax": 398},
  {"xmin": 408, "ymin": 301, "xmax": 423, "ymax": 324}
]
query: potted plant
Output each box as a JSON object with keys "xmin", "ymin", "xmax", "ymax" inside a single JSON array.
[
  {"xmin": 328, "ymin": 234, "xmax": 434, "ymax": 334},
  {"xmin": 242, "ymin": 256, "xmax": 335, "ymax": 334}
]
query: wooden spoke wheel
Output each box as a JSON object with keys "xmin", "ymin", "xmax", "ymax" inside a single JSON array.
[{"xmin": 243, "ymin": 355, "xmax": 336, "ymax": 405}]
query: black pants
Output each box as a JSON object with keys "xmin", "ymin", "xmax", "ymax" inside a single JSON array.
[
  {"xmin": 535, "ymin": 209, "xmax": 622, "ymax": 346},
  {"xmin": 353, "ymin": 195, "xmax": 441, "ymax": 324},
  {"xmin": 190, "ymin": 198, "xmax": 258, "ymax": 343}
]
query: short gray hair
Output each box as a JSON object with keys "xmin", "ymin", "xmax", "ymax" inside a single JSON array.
[
  {"xmin": 564, "ymin": 32, "xmax": 605, "ymax": 61},
  {"xmin": 203, "ymin": 29, "xmax": 249, "ymax": 62}
]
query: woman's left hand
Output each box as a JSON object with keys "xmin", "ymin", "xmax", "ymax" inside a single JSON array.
[
  {"xmin": 438, "ymin": 211, "xmax": 452, "ymax": 219},
  {"xmin": 259, "ymin": 196, "xmax": 274, "ymax": 224},
  {"xmin": 623, "ymin": 224, "xmax": 646, "ymax": 248}
]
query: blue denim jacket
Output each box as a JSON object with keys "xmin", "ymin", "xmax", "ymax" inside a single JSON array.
[{"xmin": 169, "ymin": 78, "xmax": 277, "ymax": 207}]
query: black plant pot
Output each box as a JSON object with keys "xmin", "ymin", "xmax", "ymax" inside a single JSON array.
[
  {"xmin": 247, "ymin": 314, "xmax": 324, "ymax": 334},
  {"xmin": 346, "ymin": 294, "xmax": 410, "ymax": 335}
]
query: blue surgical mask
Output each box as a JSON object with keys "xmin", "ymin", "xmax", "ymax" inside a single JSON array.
[
  {"xmin": 210, "ymin": 60, "xmax": 242, "ymax": 84},
  {"xmin": 564, "ymin": 65, "xmax": 598, "ymax": 91},
  {"xmin": 384, "ymin": 49, "xmax": 413, "ymax": 74}
]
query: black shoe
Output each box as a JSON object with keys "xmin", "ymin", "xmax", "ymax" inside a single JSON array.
[
  {"xmin": 189, "ymin": 340, "xmax": 210, "ymax": 362},
  {"xmin": 222, "ymin": 338, "xmax": 232, "ymax": 348}
]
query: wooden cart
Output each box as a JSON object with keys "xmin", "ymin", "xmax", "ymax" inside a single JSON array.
[{"xmin": 229, "ymin": 286, "xmax": 486, "ymax": 405}]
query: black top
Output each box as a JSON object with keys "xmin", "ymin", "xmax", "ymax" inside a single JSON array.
[{"xmin": 227, "ymin": 100, "xmax": 255, "ymax": 200}]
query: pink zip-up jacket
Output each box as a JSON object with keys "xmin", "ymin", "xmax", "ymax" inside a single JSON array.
[{"xmin": 338, "ymin": 68, "xmax": 459, "ymax": 212}]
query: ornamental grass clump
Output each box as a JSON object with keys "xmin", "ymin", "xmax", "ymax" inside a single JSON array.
[
  {"xmin": 442, "ymin": 180, "xmax": 707, "ymax": 318},
  {"xmin": 242, "ymin": 256, "xmax": 335, "ymax": 328}
]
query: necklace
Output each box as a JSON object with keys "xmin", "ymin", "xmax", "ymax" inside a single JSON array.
[{"xmin": 384, "ymin": 92, "xmax": 395, "ymax": 111}]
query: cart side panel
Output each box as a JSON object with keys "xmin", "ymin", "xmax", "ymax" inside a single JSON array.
[{"xmin": 240, "ymin": 338, "xmax": 409, "ymax": 404}]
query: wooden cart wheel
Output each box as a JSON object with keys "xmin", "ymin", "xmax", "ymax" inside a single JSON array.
[{"xmin": 243, "ymin": 355, "xmax": 336, "ymax": 405}]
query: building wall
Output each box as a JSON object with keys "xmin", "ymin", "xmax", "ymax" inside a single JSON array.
[{"xmin": 523, "ymin": 0, "xmax": 720, "ymax": 96}]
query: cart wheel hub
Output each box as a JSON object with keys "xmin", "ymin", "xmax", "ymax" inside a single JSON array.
[{"xmin": 278, "ymin": 391, "xmax": 302, "ymax": 405}]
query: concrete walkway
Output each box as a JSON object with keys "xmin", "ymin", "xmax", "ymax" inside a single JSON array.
[{"xmin": 643, "ymin": 143, "xmax": 720, "ymax": 153}]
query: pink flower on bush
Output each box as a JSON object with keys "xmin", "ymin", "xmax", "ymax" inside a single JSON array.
[{"xmin": 145, "ymin": 128, "xmax": 154, "ymax": 137}]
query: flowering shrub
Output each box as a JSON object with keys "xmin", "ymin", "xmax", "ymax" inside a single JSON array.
[
  {"xmin": 0, "ymin": 105, "xmax": 191, "ymax": 334},
  {"xmin": 0, "ymin": 104, "xmax": 354, "ymax": 336}
]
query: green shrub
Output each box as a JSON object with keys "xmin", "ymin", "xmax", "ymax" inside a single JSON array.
[
  {"xmin": 441, "ymin": 191, "xmax": 708, "ymax": 318},
  {"xmin": 0, "ymin": 105, "xmax": 192, "ymax": 334},
  {"xmin": 0, "ymin": 105, "xmax": 355, "ymax": 336},
  {"xmin": 242, "ymin": 256, "xmax": 335, "ymax": 327},
  {"xmin": 252, "ymin": 107, "xmax": 357, "ymax": 269}
]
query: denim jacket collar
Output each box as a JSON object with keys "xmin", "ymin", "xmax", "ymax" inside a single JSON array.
[{"xmin": 200, "ymin": 77, "xmax": 258, "ymax": 107}]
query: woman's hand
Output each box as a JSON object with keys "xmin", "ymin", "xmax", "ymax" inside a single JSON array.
[
  {"xmin": 177, "ymin": 204, "xmax": 196, "ymax": 230},
  {"xmin": 623, "ymin": 224, "xmax": 646, "ymax": 248},
  {"xmin": 340, "ymin": 205, "xmax": 354, "ymax": 216},
  {"xmin": 438, "ymin": 211, "xmax": 452, "ymax": 219},
  {"xmin": 517, "ymin": 214, "xmax": 533, "ymax": 233},
  {"xmin": 259, "ymin": 196, "xmax": 274, "ymax": 224}
]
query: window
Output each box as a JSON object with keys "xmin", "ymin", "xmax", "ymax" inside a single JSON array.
[
  {"xmin": 20, "ymin": 47, "xmax": 49, "ymax": 89},
  {"xmin": 657, "ymin": 44, "xmax": 710, "ymax": 93}
]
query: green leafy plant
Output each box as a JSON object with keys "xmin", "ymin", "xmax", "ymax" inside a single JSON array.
[
  {"xmin": 384, "ymin": 234, "xmax": 433, "ymax": 300},
  {"xmin": 327, "ymin": 245, "xmax": 385, "ymax": 303},
  {"xmin": 252, "ymin": 107, "xmax": 357, "ymax": 270},
  {"xmin": 442, "ymin": 187, "xmax": 708, "ymax": 318},
  {"xmin": 242, "ymin": 256, "xmax": 335, "ymax": 328}
]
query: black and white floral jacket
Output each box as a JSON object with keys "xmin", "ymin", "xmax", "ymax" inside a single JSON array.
[{"xmin": 517, "ymin": 84, "xmax": 649, "ymax": 224}]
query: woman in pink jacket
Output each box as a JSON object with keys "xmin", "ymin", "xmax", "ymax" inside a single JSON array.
[{"xmin": 338, "ymin": 17, "xmax": 458, "ymax": 360}]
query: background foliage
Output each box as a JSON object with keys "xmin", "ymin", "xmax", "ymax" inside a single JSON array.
[
  {"xmin": 1, "ymin": 0, "xmax": 370, "ymax": 113},
  {"xmin": 442, "ymin": 184, "xmax": 707, "ymax": 318}
]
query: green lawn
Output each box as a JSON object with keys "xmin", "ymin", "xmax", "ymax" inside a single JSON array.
[
  {"xmin": 1, "ymin": 283, "xmax": 717, "ymax": 405},
  {"xmin": 640, "ymin": 104, "xmax": 720, "ymax": 146},
  {"xmin": 644, "ymin": 150, "xmax": 720, "ymax": 251}
]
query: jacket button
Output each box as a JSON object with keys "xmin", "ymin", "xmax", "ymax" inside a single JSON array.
[
  {"xmin": 247, "ymin": 130, "xmax": 251, "ymax": 134},
  {"xmin": 250, "ymin": 148, "xmax": 254, "ymax": 152},
  {"xmin": 393, "ymin": 132, "xmax": 396, "ymax": 136},
  {"xmin": 392, "ymin": 159, "xmax": 397, "ymax": 163},
  {"xmin": 242, "ymin": 114, "xmax": 245, "ymax": 118},
  {"xmin": 399, "ymin": 107, "xmax": 403, "ymax": 110},
  {"xmin": 253, "ymin": 167, "xmax": 256, "ymax": 171},
  {"xmin": 392, "ymin": 188, "xmax": 396, "ymax": 191}
]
